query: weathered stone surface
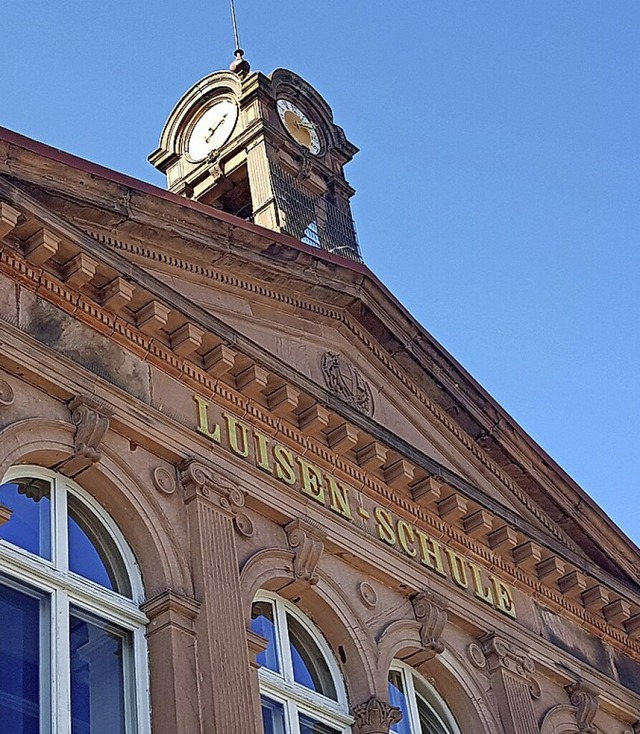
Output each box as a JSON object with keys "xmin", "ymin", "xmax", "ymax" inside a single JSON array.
[{"xmin": 19, "ymin": 290, "xmax": 150, "ymax": 402}]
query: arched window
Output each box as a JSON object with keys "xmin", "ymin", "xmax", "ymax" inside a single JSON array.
[
  {"xmin": 388, "ymin": 662, "xmax": 460, "ymax": 734},
  {"xmin": 0, "ymin": 466, "xmax": 149, "ymax": 734},
  {"xmin": 250, "ymin": 592, "xmax": 351, "ymax": 734}
]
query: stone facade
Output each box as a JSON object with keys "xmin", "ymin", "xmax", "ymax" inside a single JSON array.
[{"xmin": 0, "ymin": 97, "xmax": 640, "ymax": 734}]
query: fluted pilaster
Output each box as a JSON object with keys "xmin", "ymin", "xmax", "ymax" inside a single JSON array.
[
  {"xmin": 482, "ymin": 634, "xmax": 539, "ymax": 734},
  {"xmin": 180, "ymin": 459, "xmax": 261, "ymax": 734}
]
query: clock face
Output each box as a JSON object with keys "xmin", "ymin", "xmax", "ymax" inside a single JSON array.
[
  {"xmin": 187, "ymin": 100, "xmax": 238, "ymax": 162},
  {"xmin": 277, "ymin": 98, "xmax": 321, "ymax": 156}
]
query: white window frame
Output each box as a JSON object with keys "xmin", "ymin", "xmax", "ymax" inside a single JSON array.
[
  {"xmin": 255, "ymin": 591, "xmax": 352, "ymax": 733},
  {"xmin": 0, "ymin": 465, "xmax": 150, "ymax": 734},
  {"xmin": 389, "ymin": 661, "xmax": 461, "ymax": 734}
]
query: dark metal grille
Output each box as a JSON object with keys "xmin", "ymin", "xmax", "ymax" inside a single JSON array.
[{"xmin": 271, "ymin": 165, "xmax": 362, "ymax": 263}]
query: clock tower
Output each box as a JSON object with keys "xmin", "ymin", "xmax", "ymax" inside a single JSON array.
[{"xmin": 149, "ymin": 57, "xmax": 362, "ymax": 261}]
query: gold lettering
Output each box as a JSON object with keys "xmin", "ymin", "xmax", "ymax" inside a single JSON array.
[
  {"xmin": 325, "ymin": 474, "xmax": 353, "ymax": 520},
  {"xmin": 468, "ymin": 562, "xmax": 494, "ymax": 605},
  {"xmin": 254, "ymin": 431, "xmax": 273, "ymax": 473},
  {"xmin": 415, "ymin": 530, "xmax": 447, "ymax": 576},
  {"xmin": 445, "ymin": 549, "xmax": 469, "ymax": 589},
  {"xmin": 193, "ymin": 395, "xmax": 221, "ymax": 442},
  {"xmin": 396, "ymin": 519, "xmax": 417, "ymax": 558},
  {"xmin": 273, "ymin": 444, "xmax": 296, "ymax": 486},
  {"xmin": 490, "ymin": 576, "xmax": 517, "ymax": 619},
  {"xmin": 296, "ymin": 457, "xmax": 325, "ymax": 504},
  {"xmin": 374, "ymin": 506, "xmax": 396, "ymax": 546},
  {"xmin": 223, "ymin": 412, "xmax": 250, "ymax": 458}
]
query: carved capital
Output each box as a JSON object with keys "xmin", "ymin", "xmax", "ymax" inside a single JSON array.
[
  {"xmin": 179, "ymin": 458, "xmax": 246, "ymax": 515},
  {"xmin": 412, "ymin": 592, "xmax": 447, "ymax": 659},
  {"xmin": 482, "ymin": 634, "xmax": 535, "ymax": 677},
  {"xmin": 566, "ymin": 682, "xmax": 598, "ymax": 734},
  {"xmin": 285, "ymin": 518, "xmax": 326, "ymax": 586},
  {"xmin": 351, "ymin": 697, "xmax": 402, "ymax": 734},
  {"xmin": 142, "ymin": 590, "xmax": 200, "ymax": 637}
]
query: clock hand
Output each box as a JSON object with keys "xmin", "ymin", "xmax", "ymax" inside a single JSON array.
[{"xmin": 205, "ymin": 113, "xmax": 228, "ymax": 144}]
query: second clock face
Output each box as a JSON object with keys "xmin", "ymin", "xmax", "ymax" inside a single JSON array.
[
  {"xmin": 187, "ymin": 100, "xmax": 238, "ymax": 162},
  {"xmin": 277, "ymin": 98, "xmax": 321, "ymax": 155}
]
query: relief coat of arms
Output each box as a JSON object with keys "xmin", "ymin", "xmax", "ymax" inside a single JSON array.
[{"xmin": 321, "ymin": 352, "xmax": 374, "ymax": 417}]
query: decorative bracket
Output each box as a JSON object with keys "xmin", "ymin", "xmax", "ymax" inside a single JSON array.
[
  {"xmin": 61, "ymin": 395, "xmax": 113, "ymax": 475},
  {"xmin": 566, "ymin": 682, "xmax": 598, "ymax": 734},
  {"xmin": 351, "ymin": 697, "xmax": 403, "ymax": 734},
  {"xmin": 285, "ymin": 518, "xmax": 326, "ymax": 587},
  {"xmin": 412, "ymin": 592, "xmax": 448, "ymax": 660}
]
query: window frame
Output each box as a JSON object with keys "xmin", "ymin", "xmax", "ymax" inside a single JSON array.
[
  {"xmin": 254, "ymin": 591, "xmax": 352, "ymax": 733},
  {"xmin": 0, "ymin": 465, "xmax": 150, "ymax": 734},
  {"xmin": 389, "ymin": 661, "xmax": 461, "ymax": 734}
]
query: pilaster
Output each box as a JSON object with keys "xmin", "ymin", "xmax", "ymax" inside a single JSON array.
[
  {"xmin": 180, "ymin": 459, "xmax": 261, "ymax": 734},
  {"xmin": 142, "ymin": 590, "xmax": 201, "ymax": 734},
  {"xmin": 481, "ymin": 634, "xmax": 539, "ymax": 734}
]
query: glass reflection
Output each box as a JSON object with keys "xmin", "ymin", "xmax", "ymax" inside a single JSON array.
[
  {"xmin": 0, "ymin": 479, "xmax": 51, "ymax": 559},
  {"xmin": 287, "ymin": 613, "xmax": 337, "ymax": 700},
  {"xmin": 417, "ymin": 694, "xmax": 451, "ymax": 734},
  {"xmin": 299, "ymin": 712, "xmax": 341, "ymax": 734},
  {"xmin": 261, "ymin": 696, "xmax": 286, "ymax": 734},
  {"xmin": 70, "ymin": 610, "xmax": 128, "ymax": 734},
  {"xmin": 0, "ymin": 582, "xmax": 43, "ymax": 734},
  {"xmin": 67, "ymin": 494, "xmax": 117, "ymax": 591},
  {"xmin": 251, "ymin": 600, "xmax": 280, "ymax": 672},
  {"xmin": 388, "ymin": 669, "xmax": 411, "ymax": 734}
]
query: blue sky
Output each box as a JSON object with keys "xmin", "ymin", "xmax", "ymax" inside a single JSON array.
[{"xmin": 2, "ymin": 2, "xmax": 639, "ymax": 545}]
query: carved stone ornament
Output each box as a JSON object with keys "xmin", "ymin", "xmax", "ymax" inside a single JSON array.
[
  {"xmin": 233, "ymin": 512, "xmax": 255, "ymax": 538},
  {"xmin": 351, "ymin": 697, "xmax": 402, "ymax": 734},
  {"xmin": 321, "ymin": 352, "xmax": 374, "ymax": 417},
  {"xmin": 60, "ymin": 396, "xmax": 113, "ymax": 475},
  {"xmin": 152, "ymin": 466, "xmax": 177, "ymax": 495},
  {"xmin": 285, "ymin": 518, "xmax": 326, "ymax": 585},
  {"xmin": 0, "ymin": 379, "xmax": 14, "ymax": 407},
  {"xmin": 179, "ymin": 458, "xmax": 246, "ymax": 514},
  {"xmin": 567, "ymin": 682, "xmax": 598, "ymax": 734},
  {"xmin": 358, "ymin": 581, "xmax": 378, "ymax": 608},
  {"xmin": 69, "ymin": 395, "xmax": 112, "ymax": 462},
  {"xmin": 412, "ymin": 592, "xmax": 448, "ymax": 659},
  {"xmin": 482, "ymin": 634, "xmax": 536, "ymax": 680},
  {"xmin": 466, "ymin": 642, "xmax": 487, "ymax": 669}
]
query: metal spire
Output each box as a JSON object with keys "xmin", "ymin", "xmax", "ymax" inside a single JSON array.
[
  {"xmin": 228, "ymin": 0, "xmax": 250, "ymax": 78},
  {"xmin": 229, "ymin": 0, "xmax": 241, "ymax": 52}
]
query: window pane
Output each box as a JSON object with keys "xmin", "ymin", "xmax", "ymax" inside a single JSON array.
[
  {"xmin": 67, "ymin": 493, "xmax": 130, "ymax": 596},
  {"xmin": 251, "ymin": 600, "xmax": 280, "ymax": 672},
  {"xmin": 286, "ymin": 613, "xmax": 337, "ymax": 700},
  {"xmin": 261, "ymin": 696, "xmax": 286, "ymax": 734},
  {"xmin": 0, "ymin": 582, "xmax": 44, "ymax": 734},
  {"xmin": 70, "ymin": 610, "xmax": 129, "ymax": 734},
  {"xmin": 0, "ymin": 478, "xmax": 51, "ymax": 559},
  {"xmin": 388, "ymin": 669, "xmax": 411, "ymax": 734},
  {"xmin": 298, "ymin": 712, "xmax": 341, "ymax": 734}
]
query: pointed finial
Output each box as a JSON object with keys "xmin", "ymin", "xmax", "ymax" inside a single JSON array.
[{"xmin": 230, "ymin": 48, "xmax": 250, "ymax": 79}]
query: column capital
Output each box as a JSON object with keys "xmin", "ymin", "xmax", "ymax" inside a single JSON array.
[
  {"xmin": 179, "ymin": 458, "xmax": 246, "ymax": 516},
  {"xmin": 351, "ymin": 697, "xmax": 402, "ymax": 734}
]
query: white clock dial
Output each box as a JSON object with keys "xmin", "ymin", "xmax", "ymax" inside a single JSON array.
[
  {"xmin": 277, "ymin": 98, "xmax": 321, "ymax": 156},
  {"xmin": 187, "ymin": 100, "xmax": 238, "ymax": 162}
]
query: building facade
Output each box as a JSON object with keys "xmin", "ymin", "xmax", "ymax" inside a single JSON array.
[{"xmin": 0, "ymin": 63, "xmax": 640, "ymax": 734}]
